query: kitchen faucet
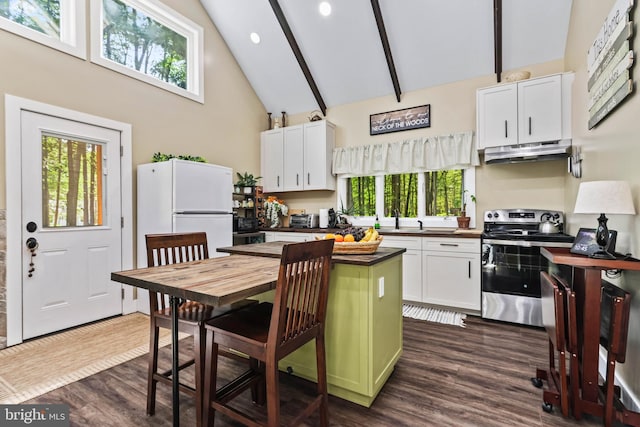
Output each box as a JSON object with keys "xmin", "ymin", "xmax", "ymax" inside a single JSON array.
[
  {"xmin": 394, "ymin": 209, "xmax": 400, "ymax": 229},
  {"xmin": 417, "ymin": 220, "xmax": 423, "ymax": 230}
]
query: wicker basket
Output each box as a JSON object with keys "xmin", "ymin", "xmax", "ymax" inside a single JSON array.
[
  {"xmin": 503, "ymin": 70, "xmax": 531, "ymax": 82},
  {"xmin": 330, "ymin": 236, "xmax": 383, "ymax": 255}
]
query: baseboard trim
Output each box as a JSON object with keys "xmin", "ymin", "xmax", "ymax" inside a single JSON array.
[{"xmin": 599, "ymin": 347, "xmax": 640, "ymax": 412}]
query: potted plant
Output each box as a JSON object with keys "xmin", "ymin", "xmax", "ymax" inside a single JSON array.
[
  {"xmin": 457, "ymin": 191, "xmax": 476, "ymax": 229},
  {"xmin": 264, "ymin": 196, "xmax": 288, "ymax": 228},
  {"xmin": 236, "ymin": 172, "xmax": 262, "ymax": 194}
]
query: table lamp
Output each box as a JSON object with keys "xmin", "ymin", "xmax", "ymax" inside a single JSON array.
[{"xmin": 573, "ymin": 181, "xmax": 636, "ymax": 258}]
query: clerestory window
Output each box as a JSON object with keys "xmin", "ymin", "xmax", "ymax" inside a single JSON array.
[
  {"xmin": 90, "ymin": 0, "xmax": 204, "ymax": 102},
  {"xmin": 0, "ymin": 0, "xmax": 86, "ymax": 58}
]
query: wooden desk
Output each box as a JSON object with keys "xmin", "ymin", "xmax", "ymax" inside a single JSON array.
[
  {"xmin": 111, "ymin": 255, "xmax": 281, "ymax": 427},
  {"xmin": 541, "ymin": 247, "xmax": 640, "ymax": 419}
]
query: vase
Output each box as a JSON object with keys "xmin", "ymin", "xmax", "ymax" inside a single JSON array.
[{"xmin": 457, "ymin": 216, "xmax": 470, "ymax": 229}]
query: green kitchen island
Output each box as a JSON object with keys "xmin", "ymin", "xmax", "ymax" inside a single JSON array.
[{"xmin": 217, "ymin": 241, "xmax": 405, "ymax": 407}]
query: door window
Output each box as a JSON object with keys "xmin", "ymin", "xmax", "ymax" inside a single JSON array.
[{"xmin": 42, "ymin": 134, "xmax": 104, "ymax": 227}]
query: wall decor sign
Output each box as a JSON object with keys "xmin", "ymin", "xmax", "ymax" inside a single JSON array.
[
  {"xmin": 370, "ymin": 104, "xmax": 430, "ymax": 135},
  {"xmin": 587, "ymin": 0, "xmax": 635, "ymax": 129}
]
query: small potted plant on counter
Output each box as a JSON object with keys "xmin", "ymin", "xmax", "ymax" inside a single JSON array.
[
  {"xmin": 457, "ymin": 191, "xmax": 476, "ymax": 229},
  {"xmin": 236, "ymin": 172, "xmax": 262, "ymax": 194},
  {"xmin": 264, "ymin": 196, "xmax": 289, "ymax": 228}
]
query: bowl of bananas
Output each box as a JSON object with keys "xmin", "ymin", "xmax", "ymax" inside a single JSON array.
[{"xmin": 318, "ymin": 227, "xmax": 383, "ymax": 254}]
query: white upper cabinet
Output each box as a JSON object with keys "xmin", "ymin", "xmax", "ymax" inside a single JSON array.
[
  {"xmin": 476, "ymin": 73, "xmax": 573, "ymax": 150},
  {"xmin": 260, "ymin": 129, "xmax": 285, "ymax": 192},
  {"xmin": 283, "ymin": 125, "xmax": 304, "ymax": 191},
  {"xmin": 303, "ymin": 120, "xmax": 336, "ymax": 191},
  {"xmin": 261, "ymin": 120, "xmax": 336, "ymax": 193},
  {"xmin": 476, "ymin": 84, "xmax": 518, "ymax": 149},
  {"xmin": 517, "ymin": 75, "xmax": 562, "ymax": 144}
]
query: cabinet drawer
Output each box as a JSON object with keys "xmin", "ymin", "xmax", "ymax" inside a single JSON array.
[
  {"xmin": 378, "ymin": 236, "xmax": 422, "ymax": 251},
  {"xmin": 422, "ymin": 237, "xmax": 479, "ymax": 253}
]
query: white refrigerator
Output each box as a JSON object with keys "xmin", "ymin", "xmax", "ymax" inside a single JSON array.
[
  {"xmin": 136, "ymin": 159, "xmax": 234, "ymax": 312},
  {"xmin": 137, "ymin": 159, "xmax": 233, "ymax": 267}
]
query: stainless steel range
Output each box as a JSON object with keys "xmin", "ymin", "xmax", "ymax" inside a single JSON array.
[{"xmin": 481, "ymin": 209, "xmax": 574, "ymax": 327}]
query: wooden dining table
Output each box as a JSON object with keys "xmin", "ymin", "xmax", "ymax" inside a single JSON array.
[{"xmin": 111, "ymin": 254, "xmax": 282, "ymax": 427}]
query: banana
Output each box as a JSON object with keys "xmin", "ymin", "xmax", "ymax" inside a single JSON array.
[
  {"xmin": 361, "ymin": 228, "xmax": 373, "ymax": 242},
  {"xmin": 370, "ymin": 229, "xmax": 379, "ymax": 241}
]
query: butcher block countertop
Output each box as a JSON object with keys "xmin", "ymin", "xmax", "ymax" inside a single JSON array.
[{"xmin": 217, "ymin": 241, "xmax": 406, "ymax": 266}]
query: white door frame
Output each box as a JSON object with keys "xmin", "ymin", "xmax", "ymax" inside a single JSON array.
[{"xmin": 5, "ymin": 94, "xmax": 135, "ymax": 346}]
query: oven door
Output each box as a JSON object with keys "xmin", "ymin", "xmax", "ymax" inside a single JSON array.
[
  {"xmin": 481, "ymin": 238, "xmax": 571, "ymax": 327},
  {"xmin": 482, "ymin": 240, "xmax": 546, "ymax": 297}
]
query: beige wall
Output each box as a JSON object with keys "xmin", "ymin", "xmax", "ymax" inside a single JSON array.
[
  {"xmin": 274, "ymin": 60, "xmax": 568, "ymax": 220},
  {"xmin": 564, "ymin": 0, "xmax": 640, "ymax": 405},
  {"xmin": 0, "ymin": 0, "xmax": 266, "ymax": 212},
  {"xmin": 0, "ymin": 0, "xmax": 266, "ymax": 345}
]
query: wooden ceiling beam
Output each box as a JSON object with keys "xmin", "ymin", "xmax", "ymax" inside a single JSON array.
[
  {"xmin": 494, "ymin": 0, "xmax": 503, "ymax": 83},
  {"xmin": 371, "ymin": 0, "xmax": 401, "ymax": 102},
  {"xmin": 268, "ymin": 0, "xmax": 327, "ymax": 116}
]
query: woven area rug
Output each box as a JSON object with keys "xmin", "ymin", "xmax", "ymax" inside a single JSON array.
[
  {"xmin": 0, "ymin": 313, "xmax": 177, "ymax": 404},
  {"xmin": 402, "ymin": 304, "xmax": 466, "ymax": 328}
]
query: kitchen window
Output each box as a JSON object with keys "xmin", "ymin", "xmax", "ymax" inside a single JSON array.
[
  {"xmin": 340, "ymin": 168, "xmax": 474, "ymax": 228},
  {"xmin": 0, "ymin": 0, "xmax": 86, "ymax": 58},
  {"xmin": 333, "ymin": 131, "xmax": 478, "ymax": 228},
  {"xmin": 90, "ymin": 0, "xmax": 204, "ymax": 102}
]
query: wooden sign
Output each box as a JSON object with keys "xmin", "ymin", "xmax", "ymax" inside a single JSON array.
[
  {"xmin": 587, "ymin": 0, "xmax": 635, "ymax": 129},
  {"xmin": 370, "ymin": 104, "xmax": 430, "ymax": 135}
]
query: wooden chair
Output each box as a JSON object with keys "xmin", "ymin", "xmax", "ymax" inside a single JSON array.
[
  {"xmin": 558, "ymin": 276, "xmax": 580, "ymax": 420},
  {"xmin": 202, "ymin": 238, "xmax": 334, "ymax": 427},
  {"xmin": 533, "ymin": 271, "xmax": 570, "ymax": 417},
  {"xmin": 599, "ymin": 281, "xmax": 631, "ymax": 427},
  {"xmin": 145, "ymin": 232, "xmax": 255, "ymax": 427}
]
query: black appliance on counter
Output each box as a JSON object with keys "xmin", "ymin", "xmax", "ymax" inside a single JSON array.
[
  {"xmin": 233, "ymin": 215, "xmax": 258, "ymax": 233},
  {"xmin": 481, "ymin": 209, "xmax": 574, "ymax": 327}
]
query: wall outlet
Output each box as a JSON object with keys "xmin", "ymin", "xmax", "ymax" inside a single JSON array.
[{"xmin": 378, "ymin": 277, "xmax": 384, "ymax": 298}]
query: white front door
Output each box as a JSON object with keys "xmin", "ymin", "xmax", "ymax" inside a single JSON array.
[{"xmin": 20, "ymin": 111, "xmax": 123, "ymax": 340}]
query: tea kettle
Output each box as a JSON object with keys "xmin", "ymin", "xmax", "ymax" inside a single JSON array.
[{"xmin": 539, "ymin": 212, "xmax": 560, "ymax": 234}]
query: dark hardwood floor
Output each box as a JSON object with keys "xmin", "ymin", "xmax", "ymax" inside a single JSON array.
[{"xmin": 27, "ymin": 316, "xmax": 608, "ymax": 426}]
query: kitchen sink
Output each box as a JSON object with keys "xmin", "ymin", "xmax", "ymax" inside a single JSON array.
[
  {"xmin": 422, "ymin": 228, "xmax": 457, "ymax": 234},
  {"xmin": 378, "ymin": 228, "xmax": 455, "ymax": 234}
]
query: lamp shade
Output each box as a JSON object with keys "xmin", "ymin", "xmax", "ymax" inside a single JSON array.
[{"xmin": 574, "ymin": 181, "xmax": 636, "ymax": 215}]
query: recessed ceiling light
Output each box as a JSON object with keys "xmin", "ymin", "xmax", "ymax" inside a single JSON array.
[
  {"xmin": 319, "ymin": 2, "xmax": 331, "ymax": 17},
  {"xmin": 250, "ymin": 32, "xmax": 261, "ymax": 44}
]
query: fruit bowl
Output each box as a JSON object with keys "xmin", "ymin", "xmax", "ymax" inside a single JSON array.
[{"xmin": 317, "ymin": 236, "xmax": 383, "ymax": 254}]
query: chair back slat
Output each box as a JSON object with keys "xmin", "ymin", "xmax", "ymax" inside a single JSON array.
[
  {"xmin": 145, "ymin": 232, "xmax": 209, "ymax": 312},
  {"xmin": 269, "ymin": 239, "xmax": 333, "ymax": 348}
]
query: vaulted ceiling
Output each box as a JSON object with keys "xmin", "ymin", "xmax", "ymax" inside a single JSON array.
[{"xmin": 200, "ymin": 0, "xmax": 573, "ymax": 116}]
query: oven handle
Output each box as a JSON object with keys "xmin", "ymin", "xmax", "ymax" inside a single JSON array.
[{"xmin": 482, "ymin": 238, "xmax": 573, "ymax": 248}]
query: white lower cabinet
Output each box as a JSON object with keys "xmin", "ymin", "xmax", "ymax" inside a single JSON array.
[
  {"xmin": 263, "ymin": 231, "xmax": 276, "ymax": 242},
  {"xmin": 422, "ymin": 238, "xmax": 481, "ymax": 311},
  {"xmin": 272, "ymin": 232, "xmax": 313, "ymax": 242},
  {"xmin": 265, "ymin": 231, "xmax": 481, "ymax": 311},
  {"xmin": 379, "ymin": 236, "xmax": 422, "ymax": 302}
]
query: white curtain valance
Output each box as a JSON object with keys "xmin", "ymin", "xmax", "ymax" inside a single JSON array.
[{"xmin": 332, "ymin": 131, "xmax": 479, "ymax": 176}]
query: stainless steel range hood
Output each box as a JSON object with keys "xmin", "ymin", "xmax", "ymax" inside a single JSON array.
[{"xmin": 484, "ymin": 139, "xmax": 572, "ymax": 164}]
